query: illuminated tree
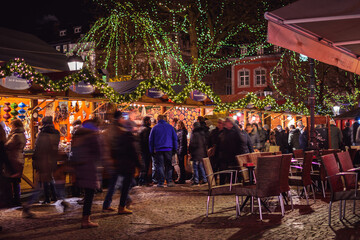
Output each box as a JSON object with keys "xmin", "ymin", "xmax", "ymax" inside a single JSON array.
[{"xmin": 78, "ymin": 0, "xmax": 292, "ymax": 83}]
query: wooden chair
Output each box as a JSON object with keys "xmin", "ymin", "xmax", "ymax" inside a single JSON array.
[
  {"xmin": 202, "ymin": 157, "xmax": 242, "ymax": 217},
  {"xmin": 260, "ymin": 152, "xmax": 273, "ymax": 157},
  {"xmin": 235, "ymin": 155, "xmax": 284, "ymax": 220},
  {"xmin": 321, "ymin": 153, "xmax": 359, "ymax": 225},
  {"xmin": 289, "ymin": 151, "xmax": 316, "ymax": 205}
]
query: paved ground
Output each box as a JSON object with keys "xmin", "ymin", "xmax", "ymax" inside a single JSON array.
[{"xmin": 0, "ymin": 184, "xmax": 359, "ymax": 240}]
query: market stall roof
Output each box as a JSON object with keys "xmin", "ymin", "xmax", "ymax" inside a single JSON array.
[
  {"xmin": 265, "ymin": 0, "xmax": 360, "ymax": 75},
  {"xmin": 334, "ymin": 107, "xmax": 360, "ymax": 120},
  {"xmin": 0, "ymin": 27, "xmax": 69, "ymax": 72}
]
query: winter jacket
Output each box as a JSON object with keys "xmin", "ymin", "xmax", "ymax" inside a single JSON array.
[
  {"xmin": 342, "ymin": 127, "xmax": 352, "ymax": 148},
  {"xmin": 106, "ymin": 122, "xmax": 142, "ymax": 175},
  {"xmin": 299, "ymin": 128, "xmax": 308, "ymax": 150},
  {"xmin": 330, "ymin": 124, "xmax": 343, "ymax": 149},
  {"xmin": 149, "ymin": 120, "xmax": 178, "ymax": 153},
  {"xmin": 4, "ymin": 127, "xmax": 26, "ymax": 178},
  {"xmin": 176, "ymin": 129, "xmax": 188, "ymax": 156},
  {"xmin": 238, "ymin": 129, "xmax": 254, "ymax": 154},
  {"xmin": 258, "ymin": 128, "xmax": 267, "ymax": 150},
  {"xmin": 32, "ymin": 124, "xmax": 60, "ymax": 182},
  {"xmin": 215, "ymin": 127, "xmax": 242, "ymax": 169},
  {"xmin": 288, "ymin": 129, "xmax": 301, "ymax": 150},
  {"xmin": 249, "ymin": 130, "xmax": 260, "ymax": 150},
  {"xmin": 189, "ymin": 127, "xmax": 207, "ymax": 162},
  {"xmin": 275, "ymin": 130, "xmax": 289, "ymax": 153},
  {"xmin": 72, "ymin": 127, "xmax": 102, "ymax": 189},
  {"xmin": 139, "ymin": 125, "xmax": 152, "ymax": 156}
]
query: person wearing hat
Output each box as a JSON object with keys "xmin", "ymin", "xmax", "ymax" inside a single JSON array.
[{"xmin": 23, "ymin": 116, "xmax": 60, "ymax": 218}]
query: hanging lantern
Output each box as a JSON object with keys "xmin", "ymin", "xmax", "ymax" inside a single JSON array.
[
  {"xmin": 3, "ymin": 103, "xmax": 11, "ymax": 122},
  {"xmin": 10, "ymin": 103, "xmax": 19, "ymax": 120}
]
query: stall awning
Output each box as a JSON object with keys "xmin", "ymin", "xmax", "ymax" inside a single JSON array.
[
  {"xmin": 265, "ymin": 0, "xmax": 360, "ymax": 75},
  {"xmin": 0, "ymin": 27, "xmax": 69, "ymax": 72}
]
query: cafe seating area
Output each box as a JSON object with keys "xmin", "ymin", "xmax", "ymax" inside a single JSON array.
[{"xmin": 203, "ymin": 149, "xmax": 360, "ymax": 225}]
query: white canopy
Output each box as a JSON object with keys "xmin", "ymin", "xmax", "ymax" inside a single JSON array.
[{"xmin": 265, "ymin": 0, "xmax": 360, "ymax": 75}]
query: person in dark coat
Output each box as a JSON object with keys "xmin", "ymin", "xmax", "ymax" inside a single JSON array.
[
  {"xmin": 189, "ymin": 122, "xmax": 207, "ymax": 185},
  {"xmin": 72, "ymin": 119, "xmax": 103, "ymax": 228},
  {"xmin": 342, "ymin": 122, "xmax": 352, "ymax": 149},
  {"xmin": 3, "ymin": 120, "xmax": 26, "ymax": 207},
  {"xmin": 330, "ymin": 120, "xmax": 343, "ymax": 149},
  {"xmin": 208, "ymin": 118, "xmax": 224, "ymax": 172},
  {"xmin": 236, "ymin": 124, "xmax": 254, "ymax": 154},
  {"xmin": 138, "ymin": 117, "xmax": 152, "ymax": 185},
  {"xmin": 297, "ymin": 121, "xmax": 308, "ymax": 151},
  {"xmin": 32, "ymin": 116, "xmax": 60, "ymax": 204},
  {"xmin": 275, "ymin": 125, "xmax": 289, "ymax": 153},
  {"xmin": 103, "ymin": 111, "xmax": 142, "ymax": 215},
  {"xmin": 176, "ymin": 121, "xmax": 188, "ymax": 184},
  {"xmin": 351, "ymin": 121, "xmax": 359, "ymax": 146},
  {"xmin": 215, "ymin": 118, "xmax": 242, "ymax": 184},
  {"xmin": 288, "ymin": 125, "xmax": 300, "ymax": 151}
]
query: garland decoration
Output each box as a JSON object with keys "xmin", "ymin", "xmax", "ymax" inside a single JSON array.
[{"xmin": 0, "ymin": 58, "xmax": 314, "ymax": 115}]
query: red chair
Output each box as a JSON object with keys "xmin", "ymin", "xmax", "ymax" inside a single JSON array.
[
  {"xmin": 321, "ymin": 153, "xmax": 358, "ymax": 225},
  {"xmin": 289, "ymin": 151, "xmax": 316, "ymax": 205},
  {"xmin": 293, "ymin": 149, "xmax": 304, "ymax": 159},
  {"xmin": 280, "ymin": 154, "xmax": 293, "ymax": 210},
  {"xmin": 336, "ymin": 151, "xmax": 360, "ymax": 190}
]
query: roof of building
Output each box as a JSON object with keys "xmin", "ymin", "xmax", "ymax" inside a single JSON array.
[{"xmin": 0, "ymin": 27, "xmax": 69, "ymax": 72}]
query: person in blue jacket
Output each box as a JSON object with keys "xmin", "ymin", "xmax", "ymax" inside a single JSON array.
[{"xmin": 149, "ymin": 115, "xmax": 178, "ymax": 187}]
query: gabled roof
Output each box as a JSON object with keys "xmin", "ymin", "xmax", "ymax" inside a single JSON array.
[
  {"xmin": 334, "ymin": 107, "xmax": 360, "ymax": 120},
  {"xmin": 0, "ymin": 27, "xmax": 69, "ymax": 72}
]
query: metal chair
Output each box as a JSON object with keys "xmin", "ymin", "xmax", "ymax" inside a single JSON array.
[
  {"xmin": 321, "ymin": 153, "xmax": 359, "ymax": 225},
  {"xmin": 202, "ymin": 157, "xmax": 242, "ymax": 217},
  {"xmin": 289, "ymin": 151, "xmax": 316, "ymax": 205},
  {"xmin": 235, "ymin": 155, "xmax": 285, "ymax": 221}
]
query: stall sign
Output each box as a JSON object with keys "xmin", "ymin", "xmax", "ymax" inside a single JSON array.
[
  {"xmin": 190, "ymin": 90, "xmax": 207, "ymax": 102},
  {"xmin": 145, "ymin": 88, "xmax": 164, "ymax": 98},
  {"xmin": 69, "ymin": 81, "xmax": 94, "ymax": 94},
  {"xmin": 1, "ymin": 74, "xmax": 31, "ymax": 90}
]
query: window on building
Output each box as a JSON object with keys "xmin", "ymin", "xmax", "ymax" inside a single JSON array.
[
  {"xmin": 63, "ymin": 45, "xmax": 68, "ymax": 53},
  {"xmin": 74, "ymin": 26, "xmax": 82, "ymax": 34},
  {"xmin": 55, "ymin": 46, "xmax": 61, "ymax": 52},
  {"xmin": 274, "ymin": 45, "xmax": 281, "ymax": 53},
  {"xmin": 238, "ymin": 69, "xmax": 250, "ymax": 87},
  {"xmin": 271, "ymin": 66, "xmax": 282, "ymax": 85},
  {"xmin": 226, "ymin": 70, "xmax": 231, "ymax": 79},
  {"xmin": 226, "ymin": 84, "xmax": 232, "ymax": 95},
  {"xmin": 257, "ymin": 45, "xmax": 264, "ymax": 55},
  {"xmin": 59, "ymin": 30, "xmax": 66, "ymax": 37},
  {"xmin": 254, "ymin": 67, "xmax": 266, "ymax": 86}
]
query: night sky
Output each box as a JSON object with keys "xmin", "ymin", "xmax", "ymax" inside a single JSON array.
[{"xmin": 0, "ymin": 0, "xmax": 95, "ymax": 36}]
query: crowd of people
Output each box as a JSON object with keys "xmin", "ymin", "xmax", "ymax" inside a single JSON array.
[{"xmin": 0, "ymin": 111, "xmax": 358, "ymax": 229}]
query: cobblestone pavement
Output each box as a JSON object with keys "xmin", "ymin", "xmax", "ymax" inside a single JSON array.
[{"xmin": 0, "ymin": 184, "xmax": 359, "ymax": 240}]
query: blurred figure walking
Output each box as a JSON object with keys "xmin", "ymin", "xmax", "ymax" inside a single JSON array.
[
  {"xmin": 23, "ymin": 117, "xmax": 61, "ymax": 218},
  {"xmin": 103, "ymin": 111, "xmax": 142, "ymax": 214},
  {"xmin": 72, "ymin": 119, "xmax": 103, "ymax": 228}
]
